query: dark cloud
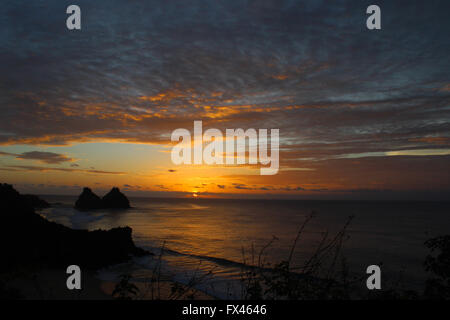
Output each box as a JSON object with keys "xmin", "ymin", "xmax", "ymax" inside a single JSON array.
[
  {"xmin": 16, "ymin": 151, "xmax": 73, "ymax": 164},
  {"xmin": 123, "ymin": 184, "xmax": 141, "ymax": 189},
  {"xmin": 168, "ymin": 169, "xmax": 176, "ymax": 172},
  {"xmin": 2, "ymin": 165, "xmax": 125, "ymax": 175},
  {"xmin": 0, "ymin": 151, "xmax": 15, "ymax": 156},
  {"xmin": 0, "ymin": 0, "xmax": 449, "ymax": 195},
  {"xmin": 232, "ymin": 183, "xmax": 251, "ymax": 190},
  {"xmin": 1, "ymin": 1, "xmax": 449, "ymax": 151},
  {"xmin": 0, "ymin": 150, "xmax": 74, "ymax": 164},
  {"xmin": 231, "ymin": 183, "xmax": 307, "ymax": 191},
  {"xmin": 280, "ymin": 186, "xmax": 305, "ymax": 191}
]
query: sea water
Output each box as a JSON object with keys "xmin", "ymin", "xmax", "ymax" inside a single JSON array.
[{"xmin": 39, "ymin": 196, "xmax": 450, "ymax": 298}]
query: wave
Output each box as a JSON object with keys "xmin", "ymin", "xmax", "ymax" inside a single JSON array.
[{"xmin": 145, "ymin": 245, "xmax": 278, "ymax": 274}]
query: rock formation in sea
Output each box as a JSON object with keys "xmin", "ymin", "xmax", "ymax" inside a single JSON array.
[
  {"xmin": 0, "ymin": 183, "xmax": 148, "ymax": 273},
  {"xmin": 74, "ymin": 187, "xmax": 103, "ymax": 210},
  {"xmin": 74, "ymin": 187, "xmax": 131, "ymax": 210},
  {"xmin": 102, "ymin": 187, "xmax": 130, "ymax": 209}
]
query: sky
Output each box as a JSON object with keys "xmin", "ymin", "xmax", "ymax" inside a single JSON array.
[{"xmin": 0, "ymin": 0, "xmax": 449, "ymax": 200}]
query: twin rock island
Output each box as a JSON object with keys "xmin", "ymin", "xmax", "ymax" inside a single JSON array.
[{"xmin": 75, "ymin": 187, "xmax": 130, "ymax": 210}]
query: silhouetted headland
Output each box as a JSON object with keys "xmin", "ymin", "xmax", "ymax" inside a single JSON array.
[
  {"xmin": 20, "ymin": 194, "xmax": 50, "ymax": 209},
  {"xmin": 75, "ymin": 187, "xmax": 130, "ymax": 210},
  {"xmin": 0, "ymin": 183, "xmax": 148, "ymax": 273}
]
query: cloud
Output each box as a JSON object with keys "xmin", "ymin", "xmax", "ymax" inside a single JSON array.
[
  {"xmin": 280, "ymin": 186, "xmax": 305, "ymax": 191},
  {"xmin": 0, "ymin": 151, "xmax": 15, "ymax": 157},
  {"xmin": 1, "ymin": 0, "xmax": 450, "ymax": 197},
  {"xmin": 168, "ymin": 169, "xmax": 176, "ymax": 172},
  {"xmin": 230, "ymin": 183, "xmax": 306, "ymax": 191},
  {"xmin": 122, "ymin": 184, "xmax": 141, "ymax": 189},
  {"xmin": 0, "ymin": 150, "xmax": 74, "ymax": 164},
  {"xmin": 304, "ymin": 148, "xmax": 450, "ymax": 161},
  {"xmin": 2, "ymin": 165, "xmax": 125, "ymax": 175},
  {"xmin": 1, "ymin": 0, "xmax": 449, "ymax": 155},
  {"xmin": 15, "ymin": 151, "xmax": 73, "ymax": 164},
  {"xmin": 232, "ymin": 183, "xmax": 251, "ymax": 190},
  {"xmin": 217, "ymin": 185, "xmax": 226, "ymax": 189}
]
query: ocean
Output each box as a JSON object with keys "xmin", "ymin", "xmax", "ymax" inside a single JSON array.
[{"xmin": 39, "ymin": 196, "xmax": 450, "ymax": 298}]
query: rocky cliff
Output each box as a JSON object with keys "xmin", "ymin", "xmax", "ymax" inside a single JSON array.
[{"xmin": 0, "ymin": 183, "xmax": 147, "ymax": 272}]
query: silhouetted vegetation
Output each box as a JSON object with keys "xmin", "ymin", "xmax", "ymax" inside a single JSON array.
[
  {"xmin": 423, "ymin": 235, "xmax": 450, "ymax": 299},
  {"xmin": 111, "ymin": 242, "xmax": 214, "ymax": 300},
  {"xmin": 239, "ymin": 212, "xmax": 356, "ymax": 299},
  {"xmin": 237, "ymin": 213, "xmax": 450, "ymax": 300},
  {"xmin": 112, "ymin": 274, "xmax": 139, "ymax": 300}
]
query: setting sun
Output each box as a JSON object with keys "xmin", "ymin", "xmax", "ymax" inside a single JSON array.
[{"xmin": 1, "ymin": 0, "xmax": 450, "ymax": 305}]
